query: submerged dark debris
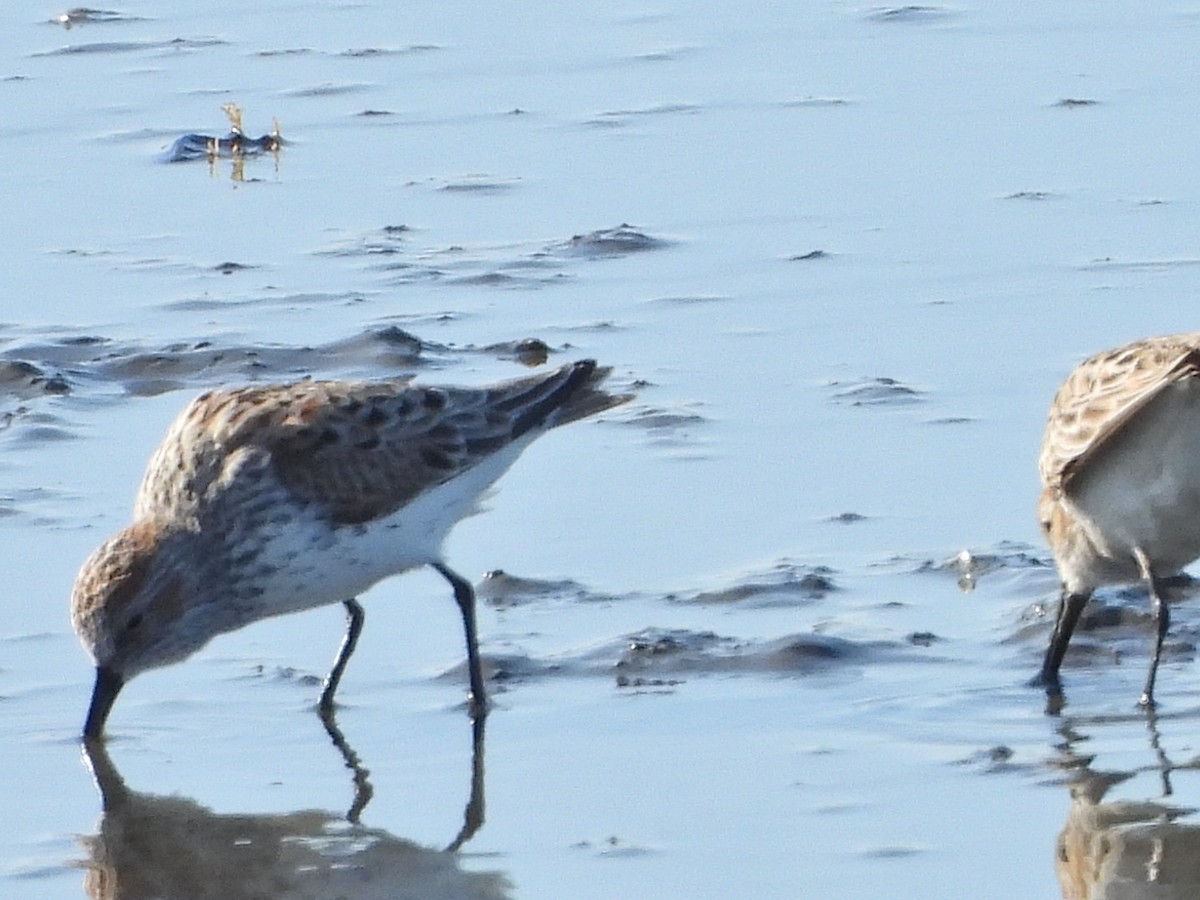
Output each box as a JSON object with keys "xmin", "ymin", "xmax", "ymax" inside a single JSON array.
[{"xmin": 162, "ymin": 102, "xmax": 283, "ymax": 163}]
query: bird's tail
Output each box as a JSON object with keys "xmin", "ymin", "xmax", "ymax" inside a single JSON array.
[{"xmin": 501, "ymin": 360, "xmax": 632, "ymax": 438}]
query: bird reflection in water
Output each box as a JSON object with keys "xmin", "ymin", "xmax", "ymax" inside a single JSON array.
[
  {"xmin": 1053, "ymin": 711, "xmax": 1200, "ymax": 899},
  {"xmin": 76, "ymin": 713, "xmax": 504, "ymax": 899}
]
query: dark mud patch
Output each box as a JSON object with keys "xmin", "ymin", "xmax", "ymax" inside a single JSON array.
[
  {"xmin": 620, "ymin": 404, "xmax": 707, "ymax": 450},
  {"xmin": 339, "ymin": 45, "xmax": 442, "ymax": 58},
  {"xmin": 213, "ymin": 261, "xmax": 258, "ymax": 275},
  {"xmin": 585, "ymin": 104, "xmax": 700, "ymax": 128},
  {"xmin": 255, "ymin": 47, "xmax": 316, "ymax": 58},
  {"xmin": 478, "ymin": 559, "xmax": 840, "ymax": 615},
  {"xmin": 478, "ymin": 569, "xmax": 621, "ymax": 609},
  {"xmin": 0, "ymin": 361, "xmax": 71, "ymax": 400},
  {"xmin": 53, "ymin": 8, "xmax": 144, "ymax": 27},
  {"xmin": 457, "ymin": 562, "xmax": 928, "ymax": 691},
  {"xmin": 1001, "ymin": 566, "xmax": 1200, "ymax": 698},
  {"xmin": 12, "ymin": 328, "xmax": 428, "ymax": 398},
  {"xmin": 624, "ymin": 406, "xmax": 706, "ymax": 430},
  {"xmin": 255, "ymin": 45, "xmax": 440, "ymax": 59},
  {"xmin": 283, "ymin": 82, "xmax": 373, "ymax": 98},
  {"xmin": 440, "ymin": 650, "xmax": 565, "ymax": 688},
  {"xmin": 317, "ymin": 223, "xmax": 668, "ymax": 292},
  {"xmin": 855, "ymin": 844, "xmax": 928, "ymax": 859},
  {"xmin": 553, "ymin": 225, "xmax": 670, "ymax": 258},
  {"xmin": 1081, "ymin": 257, "xmax": 1200, "ymax": 273},
  {"xmin": 34, "ymin": 37, "xmax": 224, "ymax": 56},
  {"xmin": 866, "ymin": 6, "xmax": 954, "ymax": 24},
  {"xmin": 4, "ymin": 411, "xmax": 76, "ymax": 445},
  {"xmin": 318, "ymin": 226, "xmax": 412, "ymax": 259},
  {"xmin": 610, "ymin": 627, "xmax": 906, "ymax": 682},
  {"xmin": 646, "ymin": 294, "xmax": 729, "ymax": 306},
  {"xmin": 474, "ymin": 338, "xmax": 551, "ymax": 367},
  {"xmin": 1, "ymin": 325, "xmax": 588, "ymax": 402},
  {"xmin": 0, "ymin": 484, "xmax": 76, "ymax": 526},
  {"xmin": 1016, "ymin": 586, "xmax": 1199, "ymax": 660},
  {"xmin": 827, "ymin": 511, "xmax": 868, "ymax": 524},
  {"xmin": 827, "ymin": 377, "xmax": 924, "ymax": 406},
  {"xmin": 671, "ymin": 561, "xmax": 838, "ymax": 607},
  {"xmin": 781, "ymin": 98, "xmax": 850, "ymax": 109},
  {"xmin": 368, "ymin": 243, "xmax": 568, "ymax": 291},
  {"xmin": 916, "ymin": 543, "xmax": 1052, "ymax": 591},
  {"xmin": 437, "ymin": 175, "xmax": 521, "ymax": 194},
  {"xmin": 164, "ymin": 291, "xmax": 366, "ymax": 312},
  {"xmin": 447, "ymin": 271, "xmax": 558, "ymax": 290},
  {"xmin": 571, "ymin": 836, "xmax": 658, "ymax": 859},
  {"xmin": 951, "ymin": 744, "xmax": 1029, "ymax": 775},
  {"xmin": 630, "ymin": 46, "xmax": 698, "ymax": 64},
  {"xmin": 1004, "ymin": 190, "xmax": 1058, "ymax": 201},
  {"xmin": 240, "ymin": 665, "xmax": 323, "ymax": 688}
]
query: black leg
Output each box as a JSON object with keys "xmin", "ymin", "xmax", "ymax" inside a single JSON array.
[
  {"xmin": 320, "ymin": 599, "xmax": 365, "ymax": 714},
  {"xmin": 1136, "ymin": 549, "xmax": 1169, "ymax": 709},
  {"xmin": 445, "ymin": 713, "xmax": 488, "ymax": 852},
  {"xmin": 1032, "ymin": 589, "xmax": 1090, "ymax": 691},
  {"xmin": 433, "ymin": 563, "xmax": 488, "ymax": 717},
  {"xmin": 319, "ymin": 702, "xmax": 375, "ymax": 823}
]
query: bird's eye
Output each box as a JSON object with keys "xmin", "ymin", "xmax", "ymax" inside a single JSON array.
[{"xmin": 126, "ymin": 612, "xmax": 145, "ymax": 632}]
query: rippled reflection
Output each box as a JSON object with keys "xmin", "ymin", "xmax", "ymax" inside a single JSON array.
[
  {"xmin": 76, "ymin": 714, "xmax": 502, "ymax": 899},
  {"xmin": 1054, "ymin": 712, "xmax": 1200, "ymax": 899}
]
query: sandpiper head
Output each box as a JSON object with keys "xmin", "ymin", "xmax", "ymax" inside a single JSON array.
[{"xmin": 71, "ymin": 521, "xmax": 198, "ymax": 738}]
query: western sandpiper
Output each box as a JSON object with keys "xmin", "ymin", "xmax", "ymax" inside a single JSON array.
[
  {"xmin": 71, "ymin": 359, "xmax": 629, "ymax": 738},
  {"xmin": 1035, "ymin": 332, "xmax": 1200, "ymax": 706}
]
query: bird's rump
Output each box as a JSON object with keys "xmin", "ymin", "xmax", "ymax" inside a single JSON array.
[{"xmin": 1039, "ymin": 334, "xmax": 1200, "ymax": 492}]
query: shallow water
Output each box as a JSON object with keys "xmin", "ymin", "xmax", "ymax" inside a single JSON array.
[{"xmin": 5, "ymin": 2, "xmax": 1200, "ymax": 898}]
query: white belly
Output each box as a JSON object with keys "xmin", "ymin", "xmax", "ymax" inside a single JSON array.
[
  {"xmin": 236, "ymin": 438, "xmax": 532, "ymax": 621},
  {"xmin": 1070, "ymin": 379, "xmax": 1200, "ymax": 576}
]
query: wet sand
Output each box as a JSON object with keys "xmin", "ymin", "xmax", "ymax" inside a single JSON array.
[{"xmin": 5, "ymin": 2, "xmax": 1200, "ymax": 898}]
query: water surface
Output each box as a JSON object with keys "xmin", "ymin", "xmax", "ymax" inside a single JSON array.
[{"xmin": 4, "ymin": 2, "xmax": 1200, "ymax": 898}]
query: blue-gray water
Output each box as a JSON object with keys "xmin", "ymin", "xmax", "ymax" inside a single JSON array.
[{"xmin": 5, "ymin": 2, "xmax": 1200, "ymax": 897}]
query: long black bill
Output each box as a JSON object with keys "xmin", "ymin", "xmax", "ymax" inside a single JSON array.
[{"xmin": 83, "ymin": 666, "xmax": 124, "ymax": 739}]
